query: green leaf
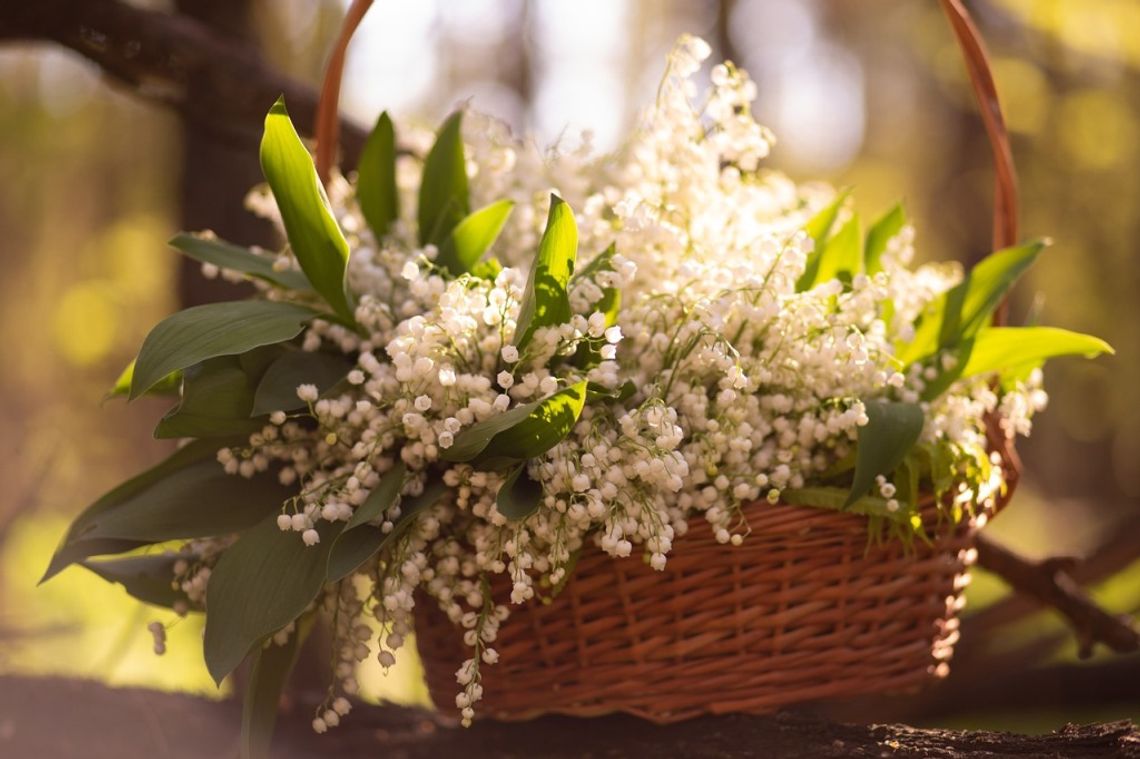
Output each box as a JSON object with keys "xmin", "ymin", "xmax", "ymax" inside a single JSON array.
[
  {"xmin": 251, "ymin": 350, "xmax": 353, "ymax": 416},
  {"xmin": 131, "ymin": 300, "xmax": 319, "ymax": 399},
  {"xmin": 155, "ymin": 357, "xmax": 263, "ymax": 439},
  {"xmin": 845, "ymin": 400, "xmax": 925, "ymax": 508},
  {"xmin": 864, "ymin": 203, "xmax": 906, "ymax": 275},
  {"xmin": 782, "ymin": 487, "xmax": 906, "ymax": 522},
  {"xmin": 327, "ymin": 478, "xmax": 447, "ymax": 583},
  {"xmin": 811, "ymin": 214, "xmax": 863, "ymax": 287},
  {"xmin": 241, "ymin": 613, "xmax": 314, "ymax": 759},
  {"xmin": 357, "ymin": 111, "xmax": 399, "ymax": 240},
  {"xmin": 80, "ymin": 554, "xmax": 191, "ymax": 610},
  {"xmin": 107, "ymin": 359, "xmax": 181, "ymax": 401},
  {"xmin": 204, "ymin": 516, "xmax": 340, "ymax": 685},
  {"xmin": 797, "ymin": 190, "xmax": 850, "ymax": 291},
  {"xmin": 513, "ymin": 195, "xmax": 578, "ymax": 350},
  {"xmin": 169, "ymin": 233, "xmax": 311, "ymax": 291},
  {"xmin": 435, "ymin": 199, "xmax": 515, "ymax": 277},
  {"xmin": 898, "ymin": 240, "xmax": 1046, "ymax": 365},
  {"xmin": 960, "ymin": 326, "xmax": 1113, "ymax": 377},
  {"xmin": 260, "ymin": 97, "xmax": 355, "ymax": 323},
  {"xmin": 496, "ymin": 464, "xmax": 544, "ymax": 521},
  {"xmin": 440, "ymin": 380, "xmax": 588, "ymax": 463},
  {"xmin": 921, "ymin": 326, "xmax": 1113, "ymax": 401},
  {"xmin": 346, "ymin": 463, "xmax": 406, "ymax": 532},
  {"xmin": 418, "ymin": 111, "xmax": 469, "ymax": 245},
  {"xmin": 42, "ymin": 439, "xmax": 293, "ymax": 581}
]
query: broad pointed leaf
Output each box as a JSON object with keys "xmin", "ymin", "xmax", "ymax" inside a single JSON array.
[
  {"xmin": 496, "ymin": 463, "xmax": 544, "ymax": 521},
  {"xmin": 169, "ymin": 233, "xmax": 311, "ymax": 291},
  {"xmin": 43, "ymin": 439, "xmax": 293, "ymax": 581},
  {"xmin": 250, "ymin": 350, "xmax": 353, "ymax": 416},
  {"xmin": 203, "ymin": 516, "xmax": 341, "ymax": 684},
  {"xmin": 513, "ymin": 195, "xmax": 578, "ymax": 350},
  {"xmin": 241, "ymin": 614, "xmax": 314, "ymax": 759},
  {"xmin": 260, "ymin": 97, "xmax": 355, "ymax": 323},
  {"xmin": 440, "ymin": 381, "xmax": 588, "ymax": 463},
  {"xmin": 131, "ymin": 300, "xmax": 318, "ymax": 399},
  {"xmin": 921, "ymin": 326, "xmax": 1113, "ymax": 401},
  {"xmin": 107, "ymin": 359, "xmax": 181, "ymax": 401},
  {"xmin": 357, "ymin": 111, "xmax": 399, "ymax": 240},
  {"xmin": 796, "ymin": 189, "xmax": 851, "ymax": 291},
  {"xmin": 80, "ymin": 554, "xmax": 192, "ymax": 610},
  {"xmin": 327, "ymin": 478, "xmax": 447, "ymax": 582},
  {"xmin": 782, "ymin": 487, "xmax": 906, "ymax": 522},
  {"xmin": 812, "ymin": 213, "xmax": 863, "ymax": 286},
  {"xmin": 155, "ymin": 356, "xmax": 263, "ymax": 439},
  {"xmin": 844, "ymin": 400, "xmax": 925, "ymax": 508},
  {"xmin": 864, "ymin": 203, "xmax": 906, "ymax": 274},
  {"xmin": 418, "ymin": 111, "xmax": 469, "ymax": 245},
  {"xmin": 435, "ymin": 199, "xmax": 515, "ymax": 277},
  {"xmin": 898, "ymin": 240, "xmax": 1046, "ymax": 365}
]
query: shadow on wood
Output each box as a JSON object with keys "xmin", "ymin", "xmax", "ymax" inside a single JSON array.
[{"xmin": 0, "ymin": 676, "xmax": 1136, "ymax": 758}]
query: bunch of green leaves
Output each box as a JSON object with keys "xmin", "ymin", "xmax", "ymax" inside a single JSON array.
[
  {"xmin": 791, "ymin": 197, "xmax": 1112, "ymax": 522},
  {"xmin": 47, "ymin": 100, "xmax": 613, "ymax": 757}
]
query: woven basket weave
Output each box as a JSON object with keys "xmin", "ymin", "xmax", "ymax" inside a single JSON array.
[
  {"xmin": 314, "ymin": 0, "xmax": 1023, "ymax": 724},
  {"xmin": 414, "ymin": 501, "xmax": 978, "ymax": 722}
]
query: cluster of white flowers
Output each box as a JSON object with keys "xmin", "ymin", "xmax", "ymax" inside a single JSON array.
[{"xmin": 194, "ymin": 36, "xmax": 1043, "ymax": 727}]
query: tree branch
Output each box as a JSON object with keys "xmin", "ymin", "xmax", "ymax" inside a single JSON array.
[
  {"xmin": 1, "ymin": 676, "xmax": 1137, "ymax": 759},
  {"xmin": 974, "ymin": 532, "xmax": 1140, "ymax": 658},
  {"xmin": 0, "ymin": 0, "xmax": 367, "ymax": 165}
]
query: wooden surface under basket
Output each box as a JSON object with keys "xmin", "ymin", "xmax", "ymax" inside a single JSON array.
[{"xmin": 414, "ymin": 500, "xmax": 978, "ymax": 723}]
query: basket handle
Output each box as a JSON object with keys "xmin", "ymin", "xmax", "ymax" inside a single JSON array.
[
  {"xmin": 938, "ymin": 0, "xmax": 1020, "ymax": 327},
  {"xmin": 312, "ymin": 1, "xmax": 1019, "ymax": 321},
  {"xmin": 314, "ymin": 0, "xmax": 374, "ymax": 185}
]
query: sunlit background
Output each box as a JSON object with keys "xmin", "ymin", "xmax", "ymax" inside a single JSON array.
[{"xmin": 1, "ymin": 0, "xmax": 1137, "ymax": 737}]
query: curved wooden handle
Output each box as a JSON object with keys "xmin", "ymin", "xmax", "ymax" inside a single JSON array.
[
  {"xmin": 938, "ymin": 0, "xmax": 1020, "ymax": 325},
  {"xmin": 314, "ymin": 0, "xmax": 374, "ymax": 184}
]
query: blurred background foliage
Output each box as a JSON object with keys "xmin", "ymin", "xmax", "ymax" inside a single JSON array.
[{"xmin": 0, "ymin": 0, "xmax": 1136, "ymax": 731}]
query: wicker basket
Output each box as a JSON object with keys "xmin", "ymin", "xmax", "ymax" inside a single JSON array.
[
  {"xmin": 414, "ymin": 501, "xmax": 978, "ymax": 722},
  {"xmin": 314, "ymin": 0, "xmax": 1024, "ymax": 723}
]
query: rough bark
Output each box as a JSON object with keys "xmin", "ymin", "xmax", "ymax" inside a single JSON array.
[
  {"xmin": 0, "ymin": 676, "xmax": 1136, "ymax": 759},
  {"xmin": 0, "ymin": 0, "xmax": 366, "ymax": 165}
]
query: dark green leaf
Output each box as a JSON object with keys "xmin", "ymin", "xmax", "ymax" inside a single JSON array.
[
  {"xmin": 435, "ymin": 199, "xmax": 515, "ymax": 277},
  {"xmin": 357, "ymin": 111, "xmax": 399, "ymax": 240},
  {"xmin": 782, "ymin": 487, "xmax": 906, "ymax": 522},
  {"xmin": 155, "ymin": 356, "xmax": 263, "ymax": 439},
  {"xmin": 845, "ymin": 400, "xmax": 925, "ymax": 508},
  {"xmin": 79, "ymin": 554, "xmax": 192, "ymax": 610},
  {"xmin": 898, "ymin": 240, "xmax": 1046, "ymax": 365},
  {"xmin": 796, "ymin": 190, "xmax": 850, "ymax": 291},
  {"xmin": 345, "ymin": 463, "xmax": 406, "ymax": 531},
  {"xmin": 513, "ymin": 195, "xmax": 578, "ymax": 350},
  {"xmin": 131, "ymin": 300, "xmax": 319, "ymax": 399},
  {"xmin": 496, "ymin": 464, "xmax": 544, "ymax": 521},
  {"xmin": 107, "ymin": 359, "xmax": 181, "ymax": 401},
  {"xmin": 440, "ymin": 380, "xmax": 588, "ymax": 463},
  {"xmin": 326, "ymin": 478, "xmax": 447, "ymax": 583},
  {"xmin": 260, "ymin": 97, "xmax": 355, "ymax": 323},
  {"xmin": 418, "ymin": 111, "xmax": 469, "ymax": 245},
  {"xmin": 42, "ymin": 438, "xmax": 294, "ymax": 582},
  {"xmin": 204, "ymin": 516, "xmax": 341, "ymax": 685},
  {"xmin": 864, "ymin": 203, "xmax": 906, "ymax": 274},
  {"xmin": 251, "ymin": 350, "xmax": 353, "ymax": 416},
  {"xmin": 241, "ymin": 613, "xmax": 314, "ymax": 759},
  {"xmin": 811, "ymin": 214, "xmax": 862, "ymax": 287},
  {"xmin": 169, "ymin": 233, "xmax": 311, "ymax": 291}
]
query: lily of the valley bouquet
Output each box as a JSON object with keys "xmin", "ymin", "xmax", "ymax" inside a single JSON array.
[{"xmin": 46, "ymin": 36, "xmax": 1109, "ymax": 745}]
